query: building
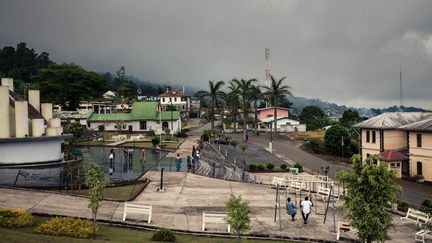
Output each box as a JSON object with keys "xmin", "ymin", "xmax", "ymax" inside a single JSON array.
[
  {"xmin": 0, "ymin": 78, "xmax": 72, "ymax": 166},
  {"xmin": 259, "ymin": 117, "xmax": 306, "ymax": 132},
  {"xmin": 353, "ymin": 112, "xmax": 432, "ymax": 182},
  {"xmin": 54, "ymin": 110, "xmax": 93, "ymax": 127},
  {"xmin": 257, "ymin": 107, "xmax": 290, "ymax": 121},
  {"xmin": 88, "ymin": 101, "xmax": 181, "ymax": 135},
  {"xmin": 159, "ymin": 88, "xmax": 190, "ymax": 116}
]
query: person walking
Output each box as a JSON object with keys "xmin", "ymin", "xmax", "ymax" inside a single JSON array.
[
  {"xmin": 109, "ymin": 149, "xmax": 114, "ymax": 175},
  {"xmin": 175, "ymin": 153, "xmax": 182, "ymax": 172},
  {"xmin": 186, "ymin": 155, "xmax": 192, "ymax": 172},
  {"xmin": 301, "ymin": 197, "xmax": 313, "ymax": 224},
  {"xmin": 128, "ymin": 148, "xmax": 134, "ymax": 170},
  {"xmin": 286, "ymin": 197, "xmax": 297, "ymax": 221}
]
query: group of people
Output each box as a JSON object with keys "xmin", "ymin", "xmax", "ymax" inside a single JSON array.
[
  {"xmin": 174, "ymin": 139, "xmax": 204, "ymax": 172},
  {"xmin": 286, "ymin": 196, "xmax": 313, "ymax": 225},
  {"xmin": 108, "ymin": 147, "xmax": 147, "ymax": 175}
]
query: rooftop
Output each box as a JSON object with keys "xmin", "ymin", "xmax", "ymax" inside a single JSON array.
[
  {"xmin": 257, "ymin": 106, "xmax": 290, "ymax": 112},
  {"xmin": 160, "ymin": 88, "xmax": 187, "ymax": 97},
  {"xmin": 88, "ymin": 101, "xmax": 180, "ymax": 122},
  {"xmin": 399, "ymin": 116, "xmax": 432, "ymax": 131},
  {"xmin": 353, "ymin": 112, "xmax": 432, "ymax": 129},
  {"xmin": 379, "ymin": 150, "xmax": 409, "ymax": 161}
]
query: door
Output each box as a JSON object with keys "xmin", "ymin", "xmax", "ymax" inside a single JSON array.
[
  {"xmin": 402, "ymin": 160, "xmax": 410, "ymax": 177},
  {"xmin": 128, "ymin": 125, "xmax": 133, "ymax": 133}
]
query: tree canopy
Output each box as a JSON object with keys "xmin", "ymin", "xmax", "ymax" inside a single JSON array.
[
  {"xmin": 299, "ymin": 105, "xmax": 328, "ymax": 131},
  {"xmin": 337, "ymin": 155, "xmax": 400, "ymax": 243},
  {"xmin": 340, "ymin": 109, "xmax": 361, "ymax": 128},
  {"xmin": 33, "ymin": 64, "xmax": 106, "ymax": 110},
  {"xmin": 324, "ymin": 123, "xmax": 351, "ymax": 156}
]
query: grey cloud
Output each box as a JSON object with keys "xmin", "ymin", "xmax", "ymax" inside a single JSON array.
[{"xmin": 1, "ymin": 0, "xmax": 431, "ymax": 109}]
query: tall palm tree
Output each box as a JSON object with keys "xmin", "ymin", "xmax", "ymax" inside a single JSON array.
[
  {"xmin": 233, "ymin": 78, "xmax": 256, "ymax": 140},
  {"xmin": 227, "ymin": 81, "xmax": 240, "ymax": 133},
  {"xmin": 249, "ymin": 85, "xmax": 263, "ymax": 134},
  {"xmin": 263, "ymin": 75, "xmax": 292, "ymax": 144},
  {"xmin": 195, "ymin": 80, "xmax": 226, "ymax": 130}
]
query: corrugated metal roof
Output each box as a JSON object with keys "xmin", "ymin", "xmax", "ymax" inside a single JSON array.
[
  {"xmin": 353, "ymin": 112, "xmax": 432, "ymax": 129},
  {"xmin": 88, "ymin": 101, "xmax": 180, "ymax": 122},
  {"xmin": 399, "ymin": 116, "xmax": 432, "ymax": 131}
]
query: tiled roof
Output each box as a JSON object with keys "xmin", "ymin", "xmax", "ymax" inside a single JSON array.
[
  {"xmin": 379, "ymin": 150, "xmax": 409, "ymax": 161},
  {"xmin": 159, "ymin": 88, "xmax": 187, "ymax": 97},
  {"xmin": 353, "ymin": 112, "xmax": 432, "ymax": 129},
  {"xmin": 88, "ymin": 101, "xmax": 180, "ymax": 122}
]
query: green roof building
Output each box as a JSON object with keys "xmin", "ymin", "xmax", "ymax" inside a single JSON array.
[{"xmin": 88, "ymin": 101, "xmax": 181, "ymax": 135}]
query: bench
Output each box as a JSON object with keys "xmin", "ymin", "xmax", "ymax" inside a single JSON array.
[
  {"xmin": 400, "ymin": 208, "xmax": 430, "ymax": 225},
  {"xmin": 415, "ymin": 229, "xmax": 431, "ymax": 243},
  {"xmin": 286, "ymin": 181, "xmax": 306, "ymax": 196},
  {"xmin": 123, "ymin": 202, "xmax": 152, "ymax": 223},
  {"xmin": 202, "ymin": 212, "xmax": 230, "ymax": 232},
  {"xmin": 336, "ymin": 221, "xmax": 358, "ymax": 240}
]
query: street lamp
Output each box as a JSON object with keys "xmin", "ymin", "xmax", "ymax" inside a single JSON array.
[{"xmin": 170, "ymin": 99, "xmax": 174, "ymax": 137}]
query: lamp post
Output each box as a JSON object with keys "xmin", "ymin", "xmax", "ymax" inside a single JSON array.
[{"xmin": 170, "ymin": 99, "xmax": 174, "ymax": 137}]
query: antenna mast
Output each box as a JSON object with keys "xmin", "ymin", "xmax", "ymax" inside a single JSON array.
[
  {"xmin": 265, "ymin": 48, "xmax": 270, "ymax": 107},
  {"xmin": 400, "ymin": 65, "xmax": 403, "ymax": 108}
]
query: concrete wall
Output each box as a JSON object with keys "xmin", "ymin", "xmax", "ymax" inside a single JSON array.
[
  {"xmin": 0, "ymin": 138, "xmax": 64, "ymax": 164},
  {"xmin": 1, "ymin": 78, "xmax": 14, "ymax": 91},
  {"xmin": 41, "ymin": 103, "xmax": 53, "ymax": 121},
  {"xmin": 28, "ymin": 90, "xmax": 40, "ymax": 112},
  {"xmin": 409, "ymin": 132, "xmax": 432, "ymax": 182},
  {"xmin": 88, "ymin": 119, "xmax": 182, "ymax": 135},
  {"xmin": 383, "ymin": 130, "xmax": 407, "ymax": 150},
  {"xmin": 0, "ymin": 86, "xmax": 10, "ymax": 138}
]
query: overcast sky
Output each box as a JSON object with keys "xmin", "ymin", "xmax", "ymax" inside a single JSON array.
[{"xmin": 1, "ymin": 0, "xmax": 432, "ymax": 109}]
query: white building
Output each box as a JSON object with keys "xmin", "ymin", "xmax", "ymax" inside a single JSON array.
[
  {"xmin": 260, "ymin": 117, "xmax": 306, "ymax": 132},
  {"xmin": 159, "ymin": 88, "xmax": 190, "ymax": 114},
  {"xmin": 88, "ymin": 101, "xmax": 181, "ymax": 135}
]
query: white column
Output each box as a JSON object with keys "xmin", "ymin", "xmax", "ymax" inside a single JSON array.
[
  {"xmin": 1, "ymin": 78, "xmax": 14, "ymax": 91},
  {"xmin": 41, "ymin": 103, "xmax": 53, "ymax": 121},
  {"xmin": 28, "ymin": 90, "xmax": 40, "ymax": 112},
  {"xmin": 31, "ymin": 118, "xmax": 45, "ymax": 137},
  {"xmin": 0, "ymin": 86, "xmax": 10, "ymax": 138},
  {"xmin": 15, "ymin": 101, "xmax": 29, "ymax": 137}
]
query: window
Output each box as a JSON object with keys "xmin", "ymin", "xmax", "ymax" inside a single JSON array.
[
  {"xmin": 162, "ymin": 121, "xmax": 169, "ymax": 129},
  {"xmin": 174, "ymin": 97, "xmax": 177, "ymax": 102},
  {"xmin": 162, "ymin": 98, "xmax": 165, "ymax": 102},
  {"xmin": 417, "ymin": 161, "xmax": 423, "ymax": 176},
  {"xmin": 417, "ymin": 134, "xmax": 422, "ymax": 148},
  {"xmin": 169, "ymin": 97, "xmax": 172, "ymax": 102},
  {"xmin": 366, "ymin": 130, "xmax": 370, "ymax": 143},
  {"xmin": 140, "ymin": 121, "xmax": 147, "ymax": 130},
  {"xmin": 372, "ymin": 131, "xmax": 376, "ymax": 144},
  {"xmin": 182, "ymin": 105, "xmax": 185, "ymax": 110},
  {"xmin": 366, "ymin": 153, "xmax": 370, "ymax": 158}
]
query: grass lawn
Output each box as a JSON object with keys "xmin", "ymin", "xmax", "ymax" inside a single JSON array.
[
  {"xmin": 0, "ymin": 217, "xmax": 295, "ymax": 243},
  {"xmin": 59, "ymin": 182, "xmax": 146, "ymax": 201},
  {"xmin": 288, "ymin": 130, "xmax": 325, "ymax": 142}
]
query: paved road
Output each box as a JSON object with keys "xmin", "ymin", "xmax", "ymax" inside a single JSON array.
[{"xmin": 239, "ymin": 133, "xmax": 431, "ymax": 206}]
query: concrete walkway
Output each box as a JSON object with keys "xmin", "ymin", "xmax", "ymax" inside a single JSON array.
[{"xmin": 0, "ymin": 172, "xmax": 419, "ymax": 242}]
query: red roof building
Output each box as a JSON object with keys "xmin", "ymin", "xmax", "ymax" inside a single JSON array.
[{"xmin": 378, "ymin": 150, "xmax": 409, "ymax": 161}]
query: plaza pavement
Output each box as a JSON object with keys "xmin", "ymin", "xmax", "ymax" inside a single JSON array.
[{"xmin": 0, "ymin": 171, "xmax": 419, "ymax": 242}]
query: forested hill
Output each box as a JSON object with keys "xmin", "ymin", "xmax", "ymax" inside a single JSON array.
[{"xmin": 288, "ymin": 96, "xmax": 427, "ymax": 117}]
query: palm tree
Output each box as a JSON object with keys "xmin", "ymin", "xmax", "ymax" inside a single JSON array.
[
  {"xmin": 195, "ymin": 80, "xmax": 226, "ymax": 130},
  {"xmin": 233, "ymin": 78, "xmax": 256, "ymax": 140},
  {"xmin": 263, "ymin": 75, "xmax": 292, "ymax": 145},
  {"xmin": 249, "ymin": 85, "xmax": 263, "ymax": 134},
  {"xmin": 227, "ymin": 81, "xmax": 240, "ymax": 133}
]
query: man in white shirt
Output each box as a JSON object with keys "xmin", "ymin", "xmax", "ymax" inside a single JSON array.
[{"xmin": 301, "ymin": 197, "xmax": 313, "ymax": 224}]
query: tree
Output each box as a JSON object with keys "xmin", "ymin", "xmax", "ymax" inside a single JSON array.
[
  {"xmin": 299, "ymin": 105, "xmax": 328, "ymax": 131},
  {"xmin": 151, "ymin": 137, "xmax": 160, "ymax": 148},
  {"xmin": 324, "ymin": 124, "xmax": 351, "ymax": 156},
  {"xmin": 85, "ymin": 161, "xmax": 110, "ymax": 239},
  {"xmin": 227, "ymin": 81, "xmax": 240, "ymax": 133},
  {"xmin": 195, "ymin": 80, "xmax": 226, "ymax": 130},
  {"xmin": 249, "ymin": 85, "xmax": 262, "ymax": 134},
  {"xmin": 233, "ymin": 78, "xmax": 256, "ymax": 140},
  {"xmin": 336, "ymin": 155, "xmax": 400, "ymax": 243},
  {"xmin": 340, "ymin": 109, "xmax": 361, "ymax": 128},
  {"xmin": 33, "ymin": 64, "xmax": 106, "ymax": 110},
  {"xmin": 225, "ymin": 195, "xmax": 252, "ymax": 242},
  {"xmin": 262, "ymin": 75, "xmax": 292, "ymax": 143},
  {"xmin": 65, "ymin": 123, "xmax": 86, "ymax": 138}
]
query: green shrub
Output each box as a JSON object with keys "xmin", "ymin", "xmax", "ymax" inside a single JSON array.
[
  {"xmin": 0, "ymin": 209, "xmax": 33, "ymax": 228},
  {"xmin": 152, "ymin": 228, "xmax": 176, "ymax": 242},
  {"xmin": 34, "ymin": 217, "xmax": 97, "ymax": 238},
  {"xmin": 151, "ymin": 137, "xmax": 160, "ymax": 148},
  {"xmin": 280, "ymin": 164, "xmax": 287, "ymax": 170},
  {"xmin": 266, "ymin": 163, "xmax": 275, "ymax": 170},
  {"xmin": 202, "ymin": 130, "xmax": 211, "ymax": 141},
  {"xmin": 248, "ymin": 164, "xmax": 257, "ymax": 171},
  {"xmin": 293, "ymin": 163, "xmax": 303, "ymax": 173},
  {"xmin": 421, "ymin": 199, "xmax": 432, "ymax": 213},
  {"xmin": 257, "ymin": 164, "xmax": 265, "ymax": 171},
  {"xmin": 397, "ymin": 201, "xmax": 409, "ymax": 212}
]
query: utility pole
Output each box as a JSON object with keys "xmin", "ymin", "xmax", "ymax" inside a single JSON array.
[
  {"xmin": 265, "ymin": 48, "xmax": 270, "ymax": 108},
  {"xmin": 399, "ymin": 65, "xmax": 404, "ymax": 108}
]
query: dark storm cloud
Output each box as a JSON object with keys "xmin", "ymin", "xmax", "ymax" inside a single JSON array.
[{"xmin": 1, "ymin": 0, "xmax": 432, "ymax": 108}]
